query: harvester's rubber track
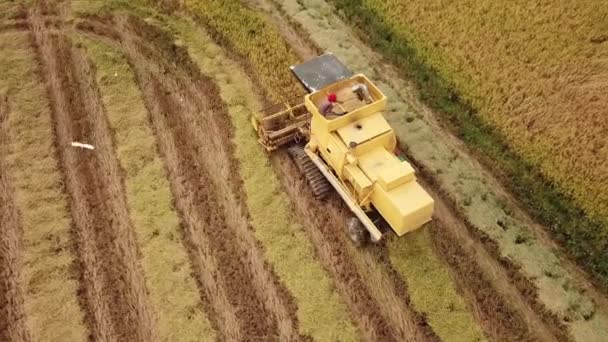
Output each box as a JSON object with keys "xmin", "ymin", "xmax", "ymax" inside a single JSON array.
[{"xmin": 288, "ymin": 144, "xmax": 331, "ymax": 199}]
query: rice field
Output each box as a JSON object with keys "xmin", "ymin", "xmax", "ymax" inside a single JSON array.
[
  {"xmin": 1, "ymin": 0, "xmax": 607, "ymax": 341},
  {"xmin": 333, "ymin": 0, "xmax": 608, "ymax": 280}
]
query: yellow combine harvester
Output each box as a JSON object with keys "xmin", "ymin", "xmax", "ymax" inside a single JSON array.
[{"xmin": 252, "ymin": 54, "xmax": 434, "ymax": 244}]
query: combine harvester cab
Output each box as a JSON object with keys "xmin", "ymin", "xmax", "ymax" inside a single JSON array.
[{"xmin": 253, "ymin": 53, "xmax": 434, "ymax": 245}]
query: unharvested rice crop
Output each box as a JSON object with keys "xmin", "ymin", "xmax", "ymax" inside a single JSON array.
[
  {"xmin": 360, "ymin": 0, "xmax": 608, "ymax": 225},
  {"xmin": 183, "ymin": 0, "xmax": 303, "ymax": 101},
  {"xmin": 329, "ymin": 0, "xmax": 608, "ymax": 282}
]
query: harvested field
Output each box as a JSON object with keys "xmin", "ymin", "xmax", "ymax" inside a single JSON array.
[
  {"xmin": 172, "ymin": 17, "xmax": 359, "ymax": 341},
  {"xmin": 76, "ymin": 36, "xmax": 215, "ymax": 340},
  {"xmin": 0, "ymin": 29, "xmax": 86, "ymax": 341},
  {"xmin": 1, "ymin": 0, "xmax": 607, "ymax": 341},
  {"xmin": 0, "ymin": 92, "xmax": 31, "ymax": 342}
]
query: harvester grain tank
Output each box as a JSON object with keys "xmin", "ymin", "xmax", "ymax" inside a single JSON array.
[{"xmin": 251, "ymin": 54, "xmax": 434, "ymax": 244}]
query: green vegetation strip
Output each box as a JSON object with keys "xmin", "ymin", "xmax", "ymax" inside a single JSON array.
[
  {"xmin": 76, "ymin": 36, "xmax": 216, "ymax": 341},
  {"xmin": 329, "ymin": 0, "xmax": 608, "ymax": 288},
  {"xmin": 389, "ymin": 230, "xmax": 485, "ymax": 342},
  {"xmin": 173, "ymin": 17, "xmax": 359, "ymax": 341},
  {"xmin": 0, "ymin": 32, "xmax": 87, "ymax": 341}
]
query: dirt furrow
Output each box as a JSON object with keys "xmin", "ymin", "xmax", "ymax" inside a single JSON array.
[
  {"xmin": 27, "ymin": 6, "xmax": 157, "ymax": 341},
  {"xmin": 180, "ymin": 4, "xmax": 439, "ymax": 336},
  {"xmin": 270, "ymin": 150, "xmax": 436, "ymax": 342},
  {"xmin": 430, "ymin": 219, "xmax": 533, "ymax": 341},
  {"xmin": 0, "ymin": 94, "xmax": 32, "ymax": 342},
  {"xmin": 430, "ymin": 184, "xmax": 568, "ymax": 341},
  {"xmin": 0, "ymin": 20, "xmax": 28, "ymax": 34},
  {"xmin": 168, "ymin": 5, "xmax": 437, "ymax": 339},
  {"xmin": 137, "ymin": 69, "xmax": 244, "ymax": 340},
  {"xmin": 171, "ymin": 44, "xmax": 305, "ymax": 342},
  {"xmin": 84, "ymin": 14, "xmax": 305, "ymax": 340},
  {"xmin": 75, "ymin": 18, "xmax": 242, "ymax": 341},
  {"xmin": 413, "ymin": 160, "xmax": 568, "ymax": 341}
]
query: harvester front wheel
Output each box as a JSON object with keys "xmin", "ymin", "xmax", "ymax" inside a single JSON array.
[{"xmin": 348, "ymin": 217, "xmax": 368, "ymax": 247}]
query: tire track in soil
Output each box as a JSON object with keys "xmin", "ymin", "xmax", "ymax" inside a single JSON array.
[
  {"xmin": 0, "ymin": 5, "xmax": 27, "ymax": 34},
  {"xmin": 0, "ymin": 20, "xmax": 28, "ymax": 35},
  {"xmin": 271, "ymin": 150, "xmax": 438, "ymax": 342},
  {"xmin": 77, "ymin": 14, "xmax": 306, "ymax": 341},
  {"xmin": 0, "ymin": 94, "xmax": 32, "ymax": 342},
  {"xmin": 429, "ymin": 220, "xmax": 533, "ymax": 341},
  {"xmin": 218, "ymin": 3, "xmax": 443, "ymax": 339},
  {"xmin": 411, "ymin": 158, "xmax": 568, "ymax": 341},
  {"xmin": 426, "ymin": 180, "xmax": 568, "ymax": 342},
  {"xmin": 75, "ymin": 17, "xmax": 243, "ymax": 341},
  {"xmin": 26, "ymin": 6, "xmax": 157, "ymax": 341},
  {"xmin": 180, "ymin": 4, "xmax": 440, "ymax": 336}
]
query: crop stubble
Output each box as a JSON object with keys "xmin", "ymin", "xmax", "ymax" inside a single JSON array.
[
  {"xmin": 0, "ymin": 93, "xmax": 32, "ymax": 342},
  {"xmin": 26, "ymin": 5, "xmax": 157, "ymax": 341},
  {"xmin": 13, "ymin": 1, "xmax": 576, "ymax": 341},
  {"xmin": 77, "ymin": 13, "xmax": 305, "ymax": 340}
]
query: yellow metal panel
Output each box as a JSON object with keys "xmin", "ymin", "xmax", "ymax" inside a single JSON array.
[
  {"xmin": 372, "ymin": 181, "xmax": 434, "ymax": 236},
  {"xmin": 320, "ymin": 133, "xmax": 348, "ymax": 174},
  {"xmin": 358, "ymin": 147, "xmax": 415, "ymax": 190},
  {"xmin": 336, "ymin": 113, "xmax": 392, "ymax": 146},
  {"xmin": 302, "ymin": 71, "xmax": 435, "ymax": 237},
  {"xmin": 305, "ymin": 74, "xmax": 387, "ymax": 132},
  {"xmin": 351, "ymin": 131, "xmax": 396, "ymax": 157},
  {"xmin": 343, "ymin": 164, "xmax": 373, "ymax": 201}
]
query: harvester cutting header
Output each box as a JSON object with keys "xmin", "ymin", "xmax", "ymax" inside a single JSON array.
[{"xmin": 252, "ymin": 54, "xmax": 434, "ymax": 245}]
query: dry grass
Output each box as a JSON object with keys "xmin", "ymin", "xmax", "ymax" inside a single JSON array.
[
  {"xmin": 74, "ymin": 35, "xmax": 216, "ymax": 341},
  {"xmin": 363, "ymin": 0, "xmax": 608, "ymax": 226},
  {"xmin": 72, "ymin": 0, "xmax": 358, "ymax": 338},
  {"xmin": 0, "ymin": 32, "xmax": 87, "ymax": 341}
]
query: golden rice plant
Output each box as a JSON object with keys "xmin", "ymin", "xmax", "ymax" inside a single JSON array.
[
  {"xmin": 363, "ymin": 0, "xmax": 608, "ymax": 226},
  {"xmin": 183, "ymin": 0, "xmax": 303, "ymax": 101}
]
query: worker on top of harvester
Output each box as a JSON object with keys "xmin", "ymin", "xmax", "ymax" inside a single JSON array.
[
  {"xmin": 319, "ymin": 93, "xmax": 337, "ymax": 116},
  {"xmin": 352, "ymin": 83, "xmax": 372, "ymax": 104},
  {"xmin": 319, "ymin": 93, "xmax": 346, "ymax": 118}
]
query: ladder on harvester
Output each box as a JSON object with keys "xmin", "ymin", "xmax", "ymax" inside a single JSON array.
[{"xmin": 251, "ymin": 97, "xmax": 311, "ymax": 151}]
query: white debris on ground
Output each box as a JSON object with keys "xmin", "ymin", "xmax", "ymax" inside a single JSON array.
[{"xmin": 71, "ymin": 142, "xmax": 95, "ymax": 150}]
